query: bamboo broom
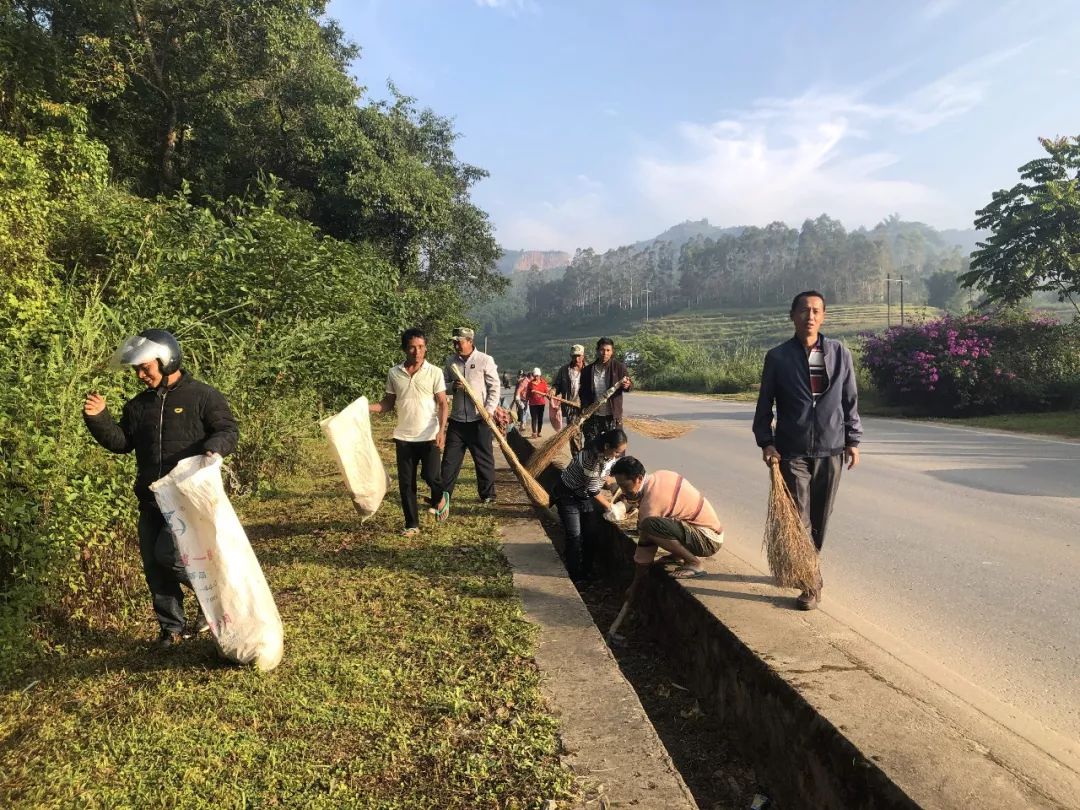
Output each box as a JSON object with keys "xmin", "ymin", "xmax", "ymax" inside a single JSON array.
[
  {"xmin": 763, "ymin": 460, "xmax": 820, "ymax": 590},
  {"xmin": 525, "ymin": 379, "xmax": 626, "ymax": 477},
  {"xmin": 450, "ymin": 364, "xmax": 551, "ymax": 509}
]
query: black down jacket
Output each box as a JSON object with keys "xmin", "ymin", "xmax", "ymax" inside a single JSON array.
[{"xmin": 84, "ymin": 371, "xmax": 239, "ymax": 504}]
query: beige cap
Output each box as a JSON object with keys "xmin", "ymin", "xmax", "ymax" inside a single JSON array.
[
  {"xmin": 571, "ymin": 344, "xmax": 585, "ymax": 355},
  {"xmin": 452, "ymin": 326, "xmax": 475, "ymax": 340},
  {"xmin": 532, "ymin": 367, "xmax": 542, "ymax": 376}
]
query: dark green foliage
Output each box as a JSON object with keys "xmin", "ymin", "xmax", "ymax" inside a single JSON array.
[
  {"xmin": 0, "ymin": 4, "xmax": 492, "ymax": 679},
  {"xmin": 962, "ymin": 136, "xmax": 1080, "ymax": 316}
]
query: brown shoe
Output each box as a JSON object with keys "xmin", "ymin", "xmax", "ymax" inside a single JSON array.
[{"xmin": 153, "ymin": 628, "xmax": 183, "ymax": 649}]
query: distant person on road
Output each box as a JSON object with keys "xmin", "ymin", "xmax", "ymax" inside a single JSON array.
[
  {"xmin": 525, "ymin": 368, "xmax": 549, "ymax": 438},
  {"xmin": 553, "ymin": 343, "xmax": 587, "ymax": 451},
  {"xmin": 579, "ymin": 337, "xmax": 632, "ymax": 445},
  {"xmin": 83, "ymin": 330, "xmax": 239, "ymax": 650},
  {"xmin": 752, "ymin": 290, "xmax": 862, "ymax": 610},
  {"xmin": 610, "ymin": 456, "xmax": 724, "ymax": 585},
  {"xmin": 441, "ymin": 326, "xmax": 501, "ymax": 508},
  {"xmin": 370, "ymin": 328, "xmax": 450, "ymax": 536},
  {"xmin": 514, "ymin": 370, "xmax": 530, "ymax": 429},
  {"xmin": 556, "ymin": 428, "xmax": 628, "ymax": 583}
]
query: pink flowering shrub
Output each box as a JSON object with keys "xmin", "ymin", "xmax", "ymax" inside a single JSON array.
[{"xmin": 861, "ymin": 311, "xmax": 1080, "ymax": 414}]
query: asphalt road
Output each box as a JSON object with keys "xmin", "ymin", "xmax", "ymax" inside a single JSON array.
[{"xmin": 622, "ymin": 393, "xmax": 1080, "ymax": 748}]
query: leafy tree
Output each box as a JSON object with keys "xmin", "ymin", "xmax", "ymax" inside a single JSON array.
[{"xmin": 962, "ymin": 136, "xmax": 1080, "ymax": 316}]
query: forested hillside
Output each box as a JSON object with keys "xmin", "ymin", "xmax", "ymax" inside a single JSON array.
[
  {"xmin": 0, "ymin": 1, "xmax": 502, "ymax": 676},
  {"xmin": 472, "ymin": 214, "xmax": 979, "ymax": 334}
]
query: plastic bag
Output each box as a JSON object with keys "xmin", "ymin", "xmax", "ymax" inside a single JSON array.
[
  {"xmin": 320, "ymin": 395, "xmax": 388, "ymax": 519},
  {"xmin": 151, "ymin": 456, "xmax": 284, "ymax": 671},
  {"xmin": 549, "ymin": 400, "xmax": 564, "ymax": 431}
]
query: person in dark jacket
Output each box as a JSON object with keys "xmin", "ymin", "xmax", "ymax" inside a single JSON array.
[
  {"xmin": 552, "ymin": 344, "xmax": 586, "ymax": 452},
  {"xmin": 83, "ymin": 330, "xmax": 239, "ymax": 648},
  {"xmin": 579, "ymin": 337, "xmax": 632, "ymax": 445},
  {"xmin": 752, "ymin": 291, "xmax": 862, "ymax": 611}
]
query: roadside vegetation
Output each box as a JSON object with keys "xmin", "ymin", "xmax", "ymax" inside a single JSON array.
[
  {"xmin": 1, "ymin": 3, "xmax": 501, "ymax": 681},
  {"xmin": 0, "ymin": 439, "xmax": 576, "ymax": 809}
]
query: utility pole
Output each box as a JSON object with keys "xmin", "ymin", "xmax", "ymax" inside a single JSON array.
[
  {"xmin": 886, "ymin": 274, "xmax": 908, "ymax": 326},
  {"xmin": 643, "ymin": 288, "xmax": 652, "ymax": 322}
]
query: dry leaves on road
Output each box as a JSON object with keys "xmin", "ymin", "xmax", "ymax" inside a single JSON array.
[{"xmin": 623, "ymin": 416, "xmax": 695, "ymax": 440}]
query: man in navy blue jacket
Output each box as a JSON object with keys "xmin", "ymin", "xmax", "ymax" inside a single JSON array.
[{"xmin": 753, "ymin": 291, "xmax": 862, "ymax": 610}]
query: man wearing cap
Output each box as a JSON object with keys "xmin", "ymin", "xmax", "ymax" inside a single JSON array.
[
  {"xmin": 553, "ymin": 344, "xmax": 587, "ymax": 451},
  {"xmin": 579, "ymin": 337, "xmax": 632, "ymax": 445},
  {"xmin": 440, "ymin": 327, "xmax": 502, "ymax": 507}
]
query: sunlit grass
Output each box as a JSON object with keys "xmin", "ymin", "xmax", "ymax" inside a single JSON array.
[{"xmin": 0, "ymin": 437, "xmax": 576, "ymax": 809}]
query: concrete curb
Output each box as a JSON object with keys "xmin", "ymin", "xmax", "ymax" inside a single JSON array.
[
  {"xmin": 500, "ymin": 518, "xmax": 697, "ymax": 810},
  {"xmin": 503, "ymin": 429, "xmax": 1080, "ymax": 809}
]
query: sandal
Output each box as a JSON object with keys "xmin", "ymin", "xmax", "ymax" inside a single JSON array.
[
  {"xmin": 670, "ymin": 565, "xmax": 706, "ymax": 580},
  {"xmin": 435, "ymin": 491, "xmax": 451, "ymax": 523}
]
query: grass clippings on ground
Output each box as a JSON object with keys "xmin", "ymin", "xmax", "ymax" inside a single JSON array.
[
  {"xmin": 0, "ymin": 437, "xmax": 577, "ymax": 809},
  {"xmin": 623, "ymin": 416, "xmax": 696, "ymax": 440}
]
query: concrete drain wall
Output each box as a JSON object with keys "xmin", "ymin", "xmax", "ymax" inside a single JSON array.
[{"xmin": 506, "ymin": 430, "xmax": 1074, "ymax": 810}]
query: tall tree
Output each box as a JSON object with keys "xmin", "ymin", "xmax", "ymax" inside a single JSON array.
[{"xmin": 962, "ymin": 136, "xmax": 1080, "ymax": 316}]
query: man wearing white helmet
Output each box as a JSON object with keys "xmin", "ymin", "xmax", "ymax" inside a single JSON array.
[{"xmin": 83, "ymin": 330, "xmax": 239, "ymax": 649}]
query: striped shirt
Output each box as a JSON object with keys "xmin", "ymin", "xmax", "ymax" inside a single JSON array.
[
  {"xmin": 560, "ymin": 449, "xmax": 618, "ymax": 498},
  {"xmin": 808, "ymin": 338, "xmax": 827, "ymax": 399}
]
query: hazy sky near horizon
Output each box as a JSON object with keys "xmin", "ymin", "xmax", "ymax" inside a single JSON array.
[{"xmin": 327, "ymin": 0, "xmax": 1080, "ymax": 252}]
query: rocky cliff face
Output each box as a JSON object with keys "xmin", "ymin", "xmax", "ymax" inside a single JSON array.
[
  {"xmin": 497, "ymin": 249, "xmax": 572, "ymax": 276},
  {"xmin": 513, "ymin": 250, "xmax": 571, "ymax": 273}
]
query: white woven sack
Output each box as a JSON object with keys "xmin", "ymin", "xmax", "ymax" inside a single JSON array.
[
  {"xmin": 150, "ymin": 456, "xmax": 284, "ymax": 671},
  {"xmin": 320, "ymin": 395, "xmax": 388, "ymax": 519}
]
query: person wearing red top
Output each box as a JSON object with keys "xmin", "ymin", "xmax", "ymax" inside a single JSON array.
[{"xmin": 525, "ymin": 368, "xmax": 549, "ymax": 438}]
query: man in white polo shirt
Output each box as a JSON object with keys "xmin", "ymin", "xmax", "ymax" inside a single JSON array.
[{"xmin": 370, "ymin": 327, "xmax": 450, "ymax": 536}]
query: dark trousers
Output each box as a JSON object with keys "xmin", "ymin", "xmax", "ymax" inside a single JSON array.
[
  {"xmin": 582, "ymin": 413, "xmax": 619, "ymax": 445},
  {"xmin": 440, "ymin": 419, "xmax": 497, "ymax": 500},
  {"xmin": 395, "ymin": 439, "xmax": 442, "ymax": 529},
  {"xmin": 529, "ymin": 404, "xmax": 545, "ymax": 435},
  {"xmin": 779, "ymin": 454, "xmax": 843, "ymax": 552},
  {"xmin": 138, "ymin": 504, "xmax": 191, "ymax": 634},
  {"xmin": 556, "ymin": 487, "xmax": 602, "ymax": 581}
]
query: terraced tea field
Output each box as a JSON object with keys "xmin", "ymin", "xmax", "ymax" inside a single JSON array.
[{"xmin": 486, "ymin": 304, "xmax": 939, "ymax": 376}]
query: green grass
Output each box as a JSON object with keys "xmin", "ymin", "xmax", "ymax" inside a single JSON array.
[
  {"xmin": 926, "ymin": 411, "xmax": 1080, "ymax": 439},
  {"xmin": 0, "ymin": 436, "xmax": 576, "ymax": 808}
]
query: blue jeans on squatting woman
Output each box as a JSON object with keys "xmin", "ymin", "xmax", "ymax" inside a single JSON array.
[{"xmin": 555, "ymin": 481, "xmax": 603, "ymax": 582}]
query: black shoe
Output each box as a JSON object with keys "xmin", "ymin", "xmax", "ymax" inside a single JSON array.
[
  {"xmin": 154, "ymin": 628, "xmax": 183, "ymax": 649},
  {"xmin": 796, "ymin": 589, "xmax": 820, "ymax": 611}
]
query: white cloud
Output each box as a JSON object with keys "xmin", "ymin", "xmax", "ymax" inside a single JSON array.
[
  {"xmin": 495, "ymin": 175, "xmax": 633, "ymax": 251},
  {"xmin": 921, "ymin": 0, "xmax": 962, "ymax": 21},
  {"xmin": 494, "ymin": 50, "xmax": 1025, "ymax": 250},
  {"xmin": 473, "ymin": 0, "xmax": 535, "ymax": 12}
]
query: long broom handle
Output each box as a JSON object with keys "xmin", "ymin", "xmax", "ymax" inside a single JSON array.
[
  {"xmin": 607, "ymin": 600, "xmax": 632, "ymax": 638},
  {"xmin": 525, "ymin": 380, "xmax": 626, "ymax": 477},
  {"xmin": 450, "ymin": 364, "xmax": 550, "ymax": 507}
]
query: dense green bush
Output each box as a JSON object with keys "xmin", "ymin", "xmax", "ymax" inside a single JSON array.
[
  {"xmin": 619, "ymin": 331, "xmax": 761, "ymax": 393},
  {"xmin": 860, "ymin": 310, "xmax": 1080, "ymax": 414},
  {"xmin": 0, "ymin": 119, "xmax": 466, "ymax": 682}
]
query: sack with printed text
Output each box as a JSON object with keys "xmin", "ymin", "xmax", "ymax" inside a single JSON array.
[
  {"xmin": 320, "ymin": 395, "xmax": 389, "ymax": 519},
  {"xmin": 151, "ymin": 456, "xmax": 284, "ymax": 671}
]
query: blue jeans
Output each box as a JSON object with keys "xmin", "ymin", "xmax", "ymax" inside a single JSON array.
[
  {"xmin": 138, "ymin": 504, "xmax": 191, "ymax": 634},
  {"xmin": 556, "ymin": 485, "xmax": 602, "ymax": 581}
]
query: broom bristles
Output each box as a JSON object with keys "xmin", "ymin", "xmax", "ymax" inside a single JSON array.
[
  {"xmin": 526, "ymin": 381, "xmax": 622, "ymax": 476},
  {"xmin": 450, "ymin": 365, "xmax": 551, "ymax": 509},
  {"xmin": 764, "ymin": 463, "xmax": 820, "ymax": 590}
]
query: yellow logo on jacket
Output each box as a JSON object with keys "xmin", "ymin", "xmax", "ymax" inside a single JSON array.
[{"xmin": 174, "ymin": 407, "xmax": 184, "ymax": 414}]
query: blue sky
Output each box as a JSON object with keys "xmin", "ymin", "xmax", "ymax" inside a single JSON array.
[{"xmin": 327, "ymin": 0, "xmax": 1080, "ymax": 251}]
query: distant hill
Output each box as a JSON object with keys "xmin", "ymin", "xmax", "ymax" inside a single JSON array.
[
  {"xmin": 495, "ymin": 249, "xmax": 572, "ymax": 276},
  {"xmin": 938, "ymin": 228, "xmax": 985, "ymax": 255},
  {"xmin": 633, "ymin": 218, "xmax": 745, "ymax": 250}
]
